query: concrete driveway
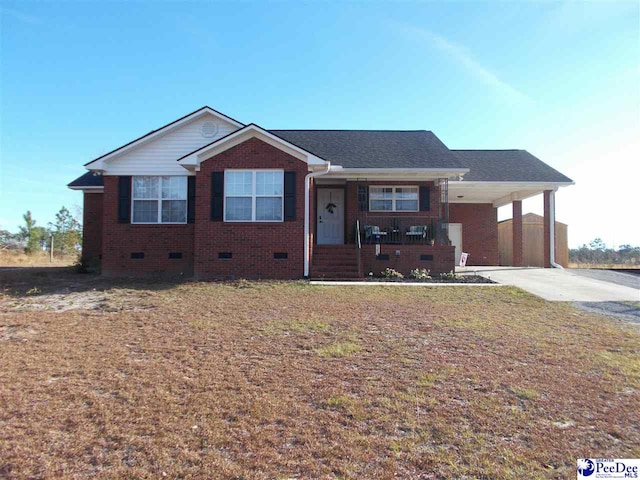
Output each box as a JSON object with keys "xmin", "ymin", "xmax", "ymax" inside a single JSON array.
[{"xmin": 457, "ymin": 266, "xmax": 640, "ymax": 302}]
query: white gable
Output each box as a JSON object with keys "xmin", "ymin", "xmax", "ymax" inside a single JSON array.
[
  {"xmin": 95, "ymin": 112, "xmax": 241, "ymax": 175},
  {"xmin": 178, "ymin": 124, "xmax": 329, "ymax": 170}
]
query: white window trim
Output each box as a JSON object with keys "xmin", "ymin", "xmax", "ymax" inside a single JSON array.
[
  {"xmin": 369, "ymin": 185, "xmax": 420, "ymax": 212},
  {"xmin": 131, "ymin": 176, "xmax": 188, "ymax": 225},
  {"xmin": 224, "ymin": 169, "xmax": 285, "ymax": 222}
]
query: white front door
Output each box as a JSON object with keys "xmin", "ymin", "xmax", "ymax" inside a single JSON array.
[
  {"xmin": 449, "ymin": 223, "xmax": 463, "ymax": 266},
  {"xmin": 317, "ymin": 188, "xmax": 345, "ymax": 244}
]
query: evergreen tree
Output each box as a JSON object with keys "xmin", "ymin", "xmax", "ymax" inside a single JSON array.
[
  {"xmin": 18, "ymin": 211, "xmax": 44, "ymax": 254},
  {"xmin": 48, "ymin": 207, "xmax": 82, "ymax": 255}
]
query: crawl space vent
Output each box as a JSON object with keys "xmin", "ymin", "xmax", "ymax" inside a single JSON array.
[{"xmin": 201, "ymin": 122, "xmax": 218, "ymax": 138}]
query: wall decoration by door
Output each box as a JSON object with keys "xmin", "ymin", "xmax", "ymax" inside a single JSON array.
[{"xmin": 325, "ymin": 191, "xmax": 337, "ymax": 214}]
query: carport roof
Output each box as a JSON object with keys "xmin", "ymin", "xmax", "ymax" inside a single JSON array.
[{"xmin": 452, "ymin": 150, "xmax": 573, "ymax": 183}]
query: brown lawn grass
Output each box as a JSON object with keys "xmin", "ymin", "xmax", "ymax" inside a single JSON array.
[
  {"xmin": 0, "ymin": 268, "xmax": 638, "ymax": 479},
  {"xmin": 0, "ymin": 250, "xmax": 76, "ymax": 267}
]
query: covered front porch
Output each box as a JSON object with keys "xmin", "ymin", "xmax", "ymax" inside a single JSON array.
[
  {"xmin": 308, "ymin": 173, "xmax": 569, "ymax": 279},
  {"xmin": 310, "ymin": 176, "xmax": 455, "ymax": 279}
]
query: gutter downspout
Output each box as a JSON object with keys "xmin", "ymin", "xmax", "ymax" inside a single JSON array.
[
  {"xmin": 549, "ymin": 188, "xmax": 563, "ymax": 269},
  {"xmin": 304, "ymin": 163, "xmax": 331, "ymax": 277}
]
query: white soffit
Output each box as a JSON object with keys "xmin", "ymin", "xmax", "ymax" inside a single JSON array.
[{"xmin": 449, "ymin": 181, "xmax": 568, "ymax": 206}]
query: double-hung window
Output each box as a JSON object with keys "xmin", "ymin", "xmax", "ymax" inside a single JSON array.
[
  {"xmin": 225, "ymin": 170, "xmax": 284, "ymax": 222},
  {"xmin": 132, "ymin": 176, "xmax": 187, "ymax": 223},
  {"xmin": 369, "ymin": 186, "xmax": 419, "ymax": 212}
]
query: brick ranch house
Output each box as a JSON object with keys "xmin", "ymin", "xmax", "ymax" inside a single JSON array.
[{"xmin": 68, "ymin": 106, "xmax": 573, "ymax": 279}]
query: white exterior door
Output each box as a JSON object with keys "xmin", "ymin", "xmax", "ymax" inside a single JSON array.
[
  {"xmin": 317, "ymin": 188, "xmax": 344, "ymax": 244},
  {"xmin": 449, "ymin": 223, "xmax": 463, "ymax": 266}
]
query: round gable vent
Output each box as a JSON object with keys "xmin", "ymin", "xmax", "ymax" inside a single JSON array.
[{"xmin": 201, "ymin": 121, "xmax": 218, "ymax": 138}]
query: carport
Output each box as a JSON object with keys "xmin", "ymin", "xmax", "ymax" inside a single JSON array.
[{"xmin": 450, "ymin": 150, "xmax": 574, "ymax": 268}]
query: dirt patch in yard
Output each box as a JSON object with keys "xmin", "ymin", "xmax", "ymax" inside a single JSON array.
[
  {"xmin": 0, "ymin": 269, "xmax": 638, "ymax": 479},
  {"xmin": 3, "ymin": 289, "xmax": 158, "ymax": 313},
  {"xmin": 0, "ymin": 267, "xmax": 168, "ymax": 312}
]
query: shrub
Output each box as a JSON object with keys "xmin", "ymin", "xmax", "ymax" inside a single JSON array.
[
  {"xmin": 233, "ymin": 278, "xmax": 252, "ymax": 289},
  {"xmin": 381, "ymin": 268, "xmax": 404, "ymax": 279},
  {"xmin": 439, "ymin": 270, "xmax": 461, "ymax": 281},
  {"xmin": 410, "ymin": 268, "xmax": 431, "ymax": 281},
  {"xmin": 74, "ymin": 255, "xmax": 90, "ymax": 274}
]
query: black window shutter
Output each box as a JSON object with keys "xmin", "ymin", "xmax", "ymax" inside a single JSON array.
[
  {"xmin": 210, "ymin": 172, "xmax": 224, "ymax": 221},
  {"xmin": 187, "ymin": 176, "xmax": 196, "ymax": 223},
  {"xmin": 358, "ymin": 185, "xmax": 369, "ymax": 212},
  {"xmin": 118, "ymin": 176, "xmax": 131, "ymax": 223},
  {"xmin": 419, "ymin": 186, "xmax": 430, "ymax": 211},
  {"xmin": 284, "ymin": 171, "xmax": 296, "ymax": 221}
]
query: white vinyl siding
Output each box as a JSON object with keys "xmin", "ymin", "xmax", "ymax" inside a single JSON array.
[
  {"xmin": 105, "ymin": 115, "xmax": 239, "ymax": 175},
  {"xmin": 369, "ymin": 186, "xmax": 419, "ymax": 212},
  {"xmin": 132, "ymin": 176, "xmax": 187, "ymax": 224},
  {"xmin": 224, "ymin": 170, "xmax": 284, "ymax": 222}
]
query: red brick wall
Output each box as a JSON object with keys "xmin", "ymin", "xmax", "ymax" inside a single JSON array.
[
  {"xmin": 101, "ymin": 176, "xmax": 195, "ymax": 277},
  {"xmin": 512, "ymin": 200, "xmax": 523, "ymax": 266},
  {"xmin": 543, "ymin": 190, "xmax": 552, "ymax": 268},
  {"xmin": 361, "ymin": 244, "xmax": 455, "ymax": 276},
  {"xmin": 95, "ymin": 159, "xmax": 500, "ymax": 276},
  {"xmin": 193, "ymin": 137, "xmax": 308, "ymax": 279},
  {"xmin": 449, "ymin": 203, "xmax": 498, "ymax": 265},
  {"xmin": 82, "ymin": 192, "xmax": 103, "ymax": 269}
]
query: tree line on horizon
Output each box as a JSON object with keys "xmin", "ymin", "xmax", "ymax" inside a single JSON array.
[
  {"xmin": 570, "ymin": 238, "xmax": 640, "ymax": 266},
  {"xmin": 0, "ymin": 207, "xmax": 82, "ymax": 256}
]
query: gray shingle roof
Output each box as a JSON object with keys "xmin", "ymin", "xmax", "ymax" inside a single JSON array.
[
  {"xmin": 68, "ymin": 171, "xmax": 103, "ymax": 187},
  {"xmin": 452, "ymin": 150, "xmax": 573, "ymax": 183},
  {"xmin": 68, "ymin": 133, "xmax": 573, "ymax": 187},
  {"xmin": 271, "ymin": 130, "xmax": 464, "ymax": 169}
]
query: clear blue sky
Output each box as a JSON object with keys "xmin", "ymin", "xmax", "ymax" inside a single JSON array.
[{"xmin": 1, "ymin": 1, "xmax": 638, "ymax": 247}]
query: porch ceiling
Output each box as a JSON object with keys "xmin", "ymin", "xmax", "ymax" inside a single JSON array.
[
  {"xmin": 316, "ymin": 167, "xmax": 467, "ymax": 182},
  {"xmin": 315, "ymin": 178, "xmax": 569, "ymax": 206},
  {"xmin": 449, "ymin": 181, "xmax": 565, "ymax": 207}
]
